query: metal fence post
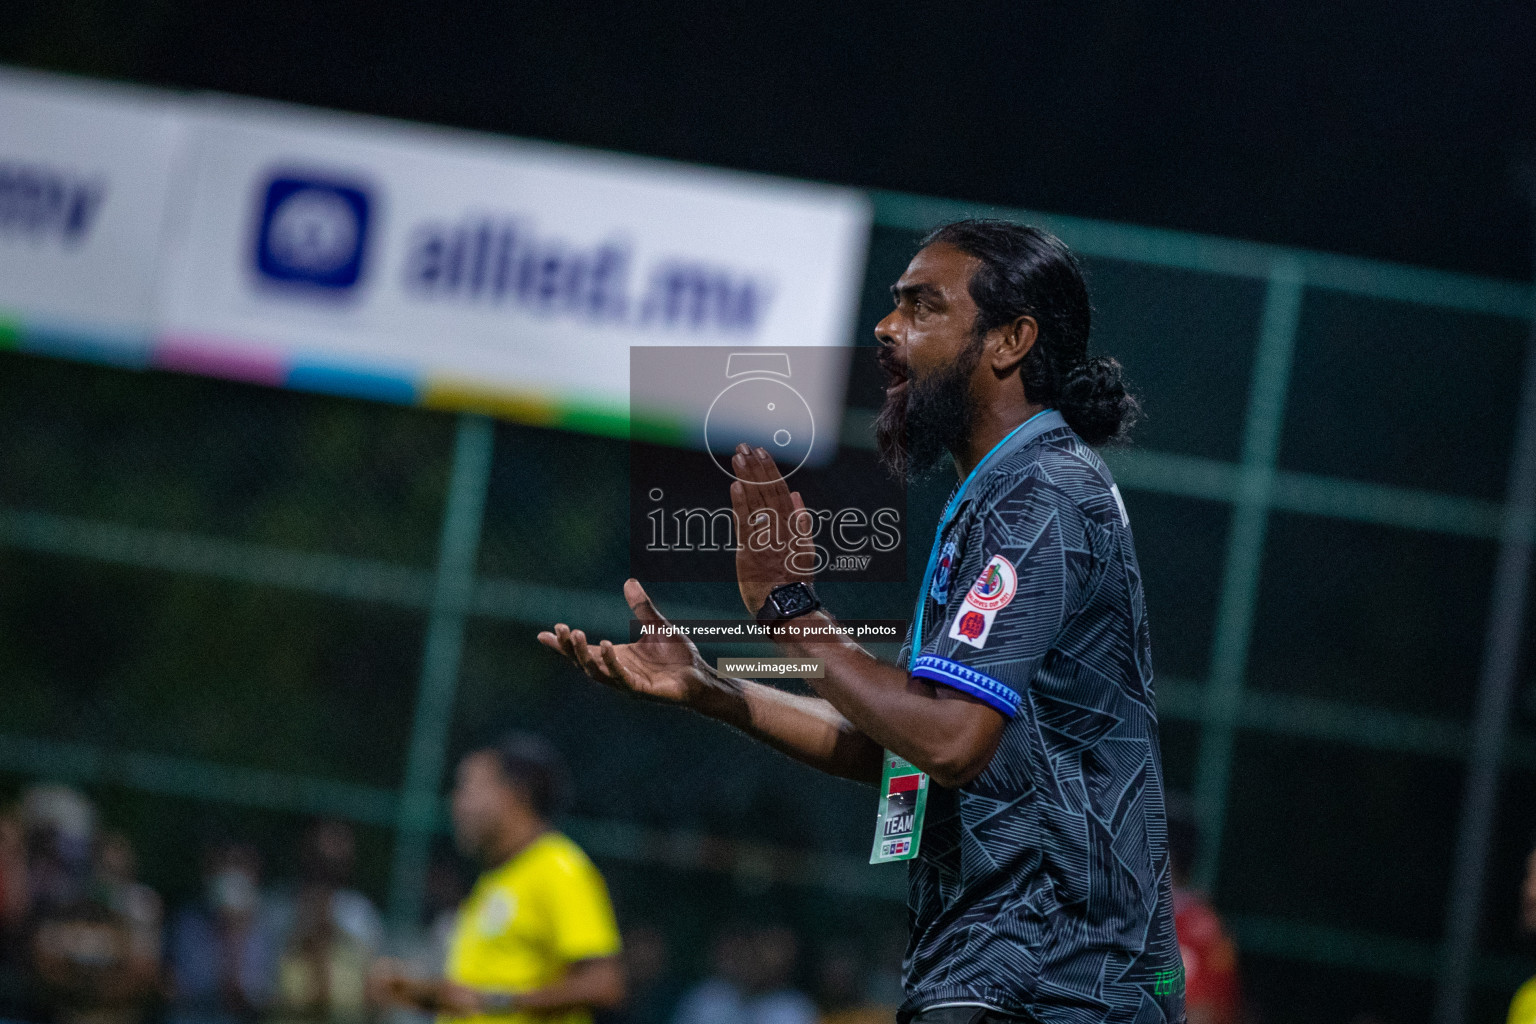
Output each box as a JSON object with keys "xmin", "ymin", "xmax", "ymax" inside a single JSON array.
[
  {"xmin": 1191, "ymin": 255, "xmax": 1305, "ymax": 891},
  {"xmin": 1434, "ymin": 264, "xmax": 1536, "ymax": 1023},
  {"xmin": 386, "ymin": 413, "xmax": 496, "ymax": 936}
]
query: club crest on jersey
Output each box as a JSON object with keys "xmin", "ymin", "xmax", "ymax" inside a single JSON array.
[
  {"xmin": 966, "ymin": 555, "xmax": 1017, "ymax": 611},
  {"xmin": 929, "ymin": 540, "xmax": 957, "ymax": 604},
  {"xmin": 948, "ymin": 603, "xmax": 997, "ymax": 648},
  {"xmin": 948, "ymin": 555, "xmax": 1016, "ymax": 649}
]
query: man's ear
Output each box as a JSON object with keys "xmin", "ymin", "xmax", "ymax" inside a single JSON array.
[{"xmin": 989, "ymin": 315, "xmax": 1038, "ymax": 375}]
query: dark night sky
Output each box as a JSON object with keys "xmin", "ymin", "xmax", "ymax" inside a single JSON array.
[{"xmin": 7, "ymin": 0, "xmax": 1536, "ymax": 280}]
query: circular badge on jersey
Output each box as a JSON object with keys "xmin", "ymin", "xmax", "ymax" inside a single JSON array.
[
  {"xmin": 479, "ymin": 892, "xmax": 517, "ymax": 936},
  {"xmin": 966, "ymin": 555, "xmax": 1017, "ymax": 611}
]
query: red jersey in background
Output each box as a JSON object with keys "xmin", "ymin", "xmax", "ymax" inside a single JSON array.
[{"xmin": 1174, "ymin": 888, "xmax": 1242, "ymax": 1024}]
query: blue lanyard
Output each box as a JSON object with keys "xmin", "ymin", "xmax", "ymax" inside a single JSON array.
[{"xmin": 908, "ymin": 409, "xmax": 1057, "ymax": 669}]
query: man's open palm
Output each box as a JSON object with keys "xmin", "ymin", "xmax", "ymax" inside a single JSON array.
[{"xmin": 537, "ymin": 579, "xmax": 709, "ymax": 705}]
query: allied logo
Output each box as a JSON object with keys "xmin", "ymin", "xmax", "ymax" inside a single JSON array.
[
  {"xmin": 0, "ymin": 161, "xmax": 106, "ymax": 246},
  {"xmin": 254, "ymin": 173, "xmax": 372, "ymax": 290},
  {"xmin": 965, "ymin": 555, "xmax": 1017, "ymax": 611}
]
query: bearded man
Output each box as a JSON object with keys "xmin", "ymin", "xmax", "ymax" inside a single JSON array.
[{"xmin": 542, "ymin": 219, "xmax": 1185, "ymax": 1024}]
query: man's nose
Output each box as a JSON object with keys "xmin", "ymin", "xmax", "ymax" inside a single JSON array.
[{"xmin": 874, "ymin": 309, "xmax": 899, "ymax": 347}]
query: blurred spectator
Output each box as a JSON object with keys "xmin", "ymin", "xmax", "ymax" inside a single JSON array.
[
  {"xmin": 671, "ymin": 926, "xmax": 753, "ymax": 1024},
  {"xmin": 610, "ymin": 925, "xmax": 683, "ymax": 1024},
  {"xmin": 23, "ymin": 785, "xmax": 97, "ymax": 912},
  {"xmin": 1167, "ymin": 796, "xmax": 1242, "ymax": 1024},
  {"xmin": 270, "ymin": 887, "xmax": 370, "ymax": 1024},
  {"xmin": 29, "ymin": 825, "xmax": 161, "ymax": 1024},
  {"xmin": 1505, "ymin": 839, "xmax": 1536, "ymax": 1022},
  {"xmin": 418, "ymin": 855, "xmax": 466, "ymax": 967},
  {"xmin": 91, "ymin": 832, "xmax": 163, "ymax": 985},
  {"xmin": 814, "ymin": 940, "xmax": 891, "ymax": 1024},
  {"xmin": 268, "ymin": 820, "xmax": 382, "ymax": 1024},
  {"xmin": 672, "ymin": 925, "xmax": 814, "ymax": 1024},
  {"xmin": 380, "ymin": 854, "xmax": 467, "ymax": 1024},
  {"xmin": 167, "ymin": 841, "xmax": 278, "ymax": 1024},
  {"xmin": 271, "ymin": 821, "xmax": 384, "ymax": 955},
  {"xmin": 745, "ymin": 927, "xmax": 814, "ymax": 1024}
]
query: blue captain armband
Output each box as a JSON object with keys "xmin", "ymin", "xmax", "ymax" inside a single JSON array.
[{"xmin": 911, "ymin": 655, "xmax": 1022, "ymax": 717}]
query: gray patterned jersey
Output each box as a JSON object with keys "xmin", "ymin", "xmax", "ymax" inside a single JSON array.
[{"xmin": 898, "ymin": 410, "xmax": 1186, "ymax": 1024}]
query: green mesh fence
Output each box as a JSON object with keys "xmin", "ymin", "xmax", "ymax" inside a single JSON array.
[{"xmin": 0, "ymin": 192, "xmax": 1533, "ymax": 1024}]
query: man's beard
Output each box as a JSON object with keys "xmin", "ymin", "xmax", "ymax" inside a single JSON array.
[{"xmin": 874, "ymin": 333, "xmax": 984, "ymax": 484}]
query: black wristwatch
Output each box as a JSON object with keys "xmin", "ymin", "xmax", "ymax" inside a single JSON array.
[{"xmin": 756, "ymin": 582, "xmax": 822, "ymax": 624}]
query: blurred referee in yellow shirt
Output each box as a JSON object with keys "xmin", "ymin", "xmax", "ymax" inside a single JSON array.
[{"xmin": 373, "ymin": 734, "xmax": 625, "ymax": 1024}]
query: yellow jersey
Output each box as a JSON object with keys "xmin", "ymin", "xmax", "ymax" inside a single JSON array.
[
  {"xmin": 1509, "ymin": 976, "xmax": 1536, "ymax": 1024},
  {"xmin": 445, "ymin": 832, "xmax": 621, "ymax": 1024}
]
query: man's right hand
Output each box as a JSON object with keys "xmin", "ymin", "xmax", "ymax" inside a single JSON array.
[
  {"xmin": 367, "ymin": 959, "xmax": 434, "ymax": 1011},
  {"xmin": 538, "ymin": 579, "xmax": 715, "ymax": 707}
]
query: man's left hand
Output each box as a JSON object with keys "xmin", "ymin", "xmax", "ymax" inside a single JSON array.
[{"xmin": 728, "ymin": 444, "xmax": 815, "ymax": 615}]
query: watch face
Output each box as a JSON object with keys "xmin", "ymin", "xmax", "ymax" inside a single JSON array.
[{"xmin": 776, "ymin": 586, "xmax": 814, "ymax": 617}]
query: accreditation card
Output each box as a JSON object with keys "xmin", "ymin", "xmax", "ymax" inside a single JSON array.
[{"xmin": 870, "ymin": 751, "xmax": 928, "ymax": 863}]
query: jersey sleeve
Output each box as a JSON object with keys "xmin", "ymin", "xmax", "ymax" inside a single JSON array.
[
  {"xmin": 911, "ymin": 472, "xmax": 1084, "ymax": 718},
  {"xmin": 544, "ymin": 842, "xmax": 622, "ymax": 964}
]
